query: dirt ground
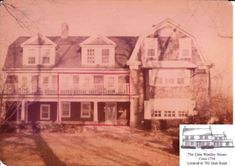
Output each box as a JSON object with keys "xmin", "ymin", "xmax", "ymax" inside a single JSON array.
[{"xmin": 0, "ymin": 126, "xmax": 179, "ymax": 166}]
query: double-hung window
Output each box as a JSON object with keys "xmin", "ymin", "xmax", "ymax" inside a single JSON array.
[
  {"xmin": 87, "ymin": 49, "xmax": 95, "ymax": 64},
  {"xmin": 81, "ymin": 102, "xmax": 91, "ymax": 118},
  {"xmin": 61, "ymin": 102, "xmax": 71, "ymax": 118},
  {"xmin": 102, "ymin": 49, "xmax": 109, "ymax": 64},
  {"xmin": 40, "ymin": 104, "xmax": 50, "ymax": 120}
]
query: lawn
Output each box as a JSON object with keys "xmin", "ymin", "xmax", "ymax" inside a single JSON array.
[{"xmin": 0, "ymin": 127, "xmax": 179, "ymax": 166}]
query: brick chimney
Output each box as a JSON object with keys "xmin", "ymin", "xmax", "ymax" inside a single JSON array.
[{"xmin": 61, "ymin": 23, "xmax": 69, "ymax": 39}]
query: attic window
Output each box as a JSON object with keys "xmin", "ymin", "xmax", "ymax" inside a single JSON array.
[
  {"xmin": 42, "ymin": 57, "xmax": 50, "ymax": 64},
  {"xmin": 144, "ymin": 38, "xmax": 158, "ymax": 61},
  {"xmin": 179, "ymin": 38, "xmax": 191, "ymax": 60},
  {"xmin": 102, "ymin": 49, "xmax": 109, "ymax": 63},
  {"xmin": 87, "ymin": 49, "xmax": 95, "ymax": 64},
  {"xmin": 28, "ymin": 57, "xmax": 36, "ymax": 64}
]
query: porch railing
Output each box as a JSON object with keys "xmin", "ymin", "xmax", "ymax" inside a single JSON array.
[{"xmin": 4, "ymin": 83, "xmax": 129, "ymax": 95}]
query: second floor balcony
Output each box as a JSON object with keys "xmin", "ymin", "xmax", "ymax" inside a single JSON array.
[{"xmin": 3, "ymin": 74, "xmax": 130, "ymax": 96}]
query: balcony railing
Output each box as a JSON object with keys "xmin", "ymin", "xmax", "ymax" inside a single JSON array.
[{"xmin": 4, "ymin": 83, "xmax": 129, "ymax": 95}]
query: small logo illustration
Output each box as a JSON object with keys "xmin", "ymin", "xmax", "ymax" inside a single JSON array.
[
  {"xmin": 0, "ymin": 161, "xmax": 7, "ymax": 166},
  {"xmin": 181, "ymin": 126, "xmax": 234, "ymax": 149}
]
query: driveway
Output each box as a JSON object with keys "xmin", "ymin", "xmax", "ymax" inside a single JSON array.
[{"xmin": 0, "ymin": 126, "xmax": 179, "ymax": 166}]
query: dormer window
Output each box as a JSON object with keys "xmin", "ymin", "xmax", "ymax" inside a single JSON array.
[
  {"xmin": 87, "ymin": 49, "xmax": 95, "ymax": 64},
  {"xmin": 21, "ymin": 35, "xmax": 56, "ymax": 66},
  {"xmin": 42, "ymin": 57, "xmax": 50, "ymax": 64},
  {"xmin": 80, "ymin": 36, "xmax": 116, "ymax": 66},
  {"xmin": 28, "ymin": 57, "xmax": 36, "ymax": 64},
  {"xmin": 102, "ymin": 49, "xmax": 109, "ymax": 63},
  {"xmin": 41, "ymin": 49, "xmax": 51, "ymax": 64}
]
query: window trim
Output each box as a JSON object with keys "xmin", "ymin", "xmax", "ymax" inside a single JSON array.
[
  {"xmin": 81, "ymin": 102, "xmax": 91, "ymax": 118},
  {"xmin": 40, "ymin": 104, "xmax": 50, "ymax": 120},
  {"xmin": 61, "ymin": 102, "xmax": 71, "ymax": 118}
]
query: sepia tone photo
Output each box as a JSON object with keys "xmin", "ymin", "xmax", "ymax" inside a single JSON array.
[{"xmin": 0, "ymin": 0, "xmax": 232, "ymax": 166}]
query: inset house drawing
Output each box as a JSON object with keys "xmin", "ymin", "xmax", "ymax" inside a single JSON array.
[{"xmin": 181, "ymin": 126, "xmax": 234, "ymax": 149}]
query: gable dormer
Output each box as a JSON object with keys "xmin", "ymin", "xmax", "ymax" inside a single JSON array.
[
  {"xmin": 21, "ymin": 34, "xmax": 56, "ymax": 66},
  {"xmin": 80, "ymin": 36, "xmax": 116, "ymax": 66}
]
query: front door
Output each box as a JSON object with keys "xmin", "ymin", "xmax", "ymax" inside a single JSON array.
[{"xmin": 104, "ymin": 102, "xmax": 117, "ymax": 124}]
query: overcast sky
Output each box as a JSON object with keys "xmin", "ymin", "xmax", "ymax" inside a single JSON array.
[{"xmin": 0, "ymin": 0, "xmax": 232, "ymax": 95}]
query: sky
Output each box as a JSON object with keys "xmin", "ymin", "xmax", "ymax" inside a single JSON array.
[{"xmin": 0, "ymin": 0, "xmax": 232, "ymax": 95}]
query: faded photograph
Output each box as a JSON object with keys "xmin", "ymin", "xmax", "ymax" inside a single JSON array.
[{"xmin": 0, "ymin": 0, "xmax": 232, "ymax": 166}]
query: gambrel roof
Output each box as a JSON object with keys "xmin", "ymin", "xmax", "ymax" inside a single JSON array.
[
  {"xmin": 3, "ymin": 36, "xmax": 138, "ymax": 70},
  {"xmin": 128, "ymin": 18, "xmax": 211, "ymax": 67}
]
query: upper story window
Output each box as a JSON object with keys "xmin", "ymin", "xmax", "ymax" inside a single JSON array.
[
  {"xmin": 179, "ymin": 38, "xmax": 191, "ymax": 60},
  {"xmin": 144, "ymin": 38, "xmax": 158, "ymax": 61}
]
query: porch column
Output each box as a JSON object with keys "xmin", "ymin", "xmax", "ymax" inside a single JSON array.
[
  {"xmin": 93, "ymin": 101, "xmax": 98, "ymax": 122},
  {"xmin": 57, "ymin": 101, "xmax": 61, "ymax": 123},
  {"xmin": 16, "ymin": 102, "xmax": 20, "ymax": 123},
  {"xmin": 130, "ymin": 97, "xmax": 138, "ymax": 127},
  {"xmin": 20, "ymin": 100, "xmax": 25, "ymax": 121},
  {"xmin": 25, "ymin": 102, "xmax": 28, "ymax": 123}
]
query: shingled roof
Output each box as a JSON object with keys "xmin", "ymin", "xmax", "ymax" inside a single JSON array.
[{"xmin": 3, "ymin": 36, "xmax": 138, "ymax": 70}]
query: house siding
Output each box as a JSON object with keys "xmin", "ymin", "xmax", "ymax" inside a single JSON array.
[{"xmin": 28, "ymin": 102, "xmax": 57, "ymax": 122}]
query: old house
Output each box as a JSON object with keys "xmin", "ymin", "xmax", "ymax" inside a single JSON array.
[{"xmin": 1, "ymin": 19, "xmax": 211, "ymax": 127}]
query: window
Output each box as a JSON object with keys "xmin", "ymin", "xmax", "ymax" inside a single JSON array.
[
  {"xmin": 40, "ymin": 104, "xmax": 50, "ymax": 120},
  {"xmin": 147, "ymin": 49, "xmax": 155, "ymax": 59},
  {"xmin": 42, "ymin": 56, "xmax": 50, "ymax": 64},
  {"xmin": 28, "ymin": 57, "xmax": 36, "ymax": 64},
  {"xmin": 152, "ymin": 110, "xmax": 162, "ymax": 117},
  {"xmin": 22, "ymin": 76, "xmax": 27, "ymax": 89},
  {"xmin": 81, "ymin": 102, "xmax": 91, "ymax": 118},
  {"xmin": 80, "ymin": 75, "xmax": 93, "ymax": 89},
  {"xmin": 43, "ymin": 76, "xmax": 49, "ymax": 86},
  {"xmin": 61, "ymin": 102, "xmax": 71, "ymax": 118},
  {"xmin": 107, "ymin": 76, "xmax": 115, "ymax": 89},
  {"xmin": 94, "ymin": 75, "xmax": 104, "ymax": 89},
  {"xmin": 190, "ymin": 136, "xmax": 194, "ymax": 140},
  {"xmin": 102, "ymin": 49, "xmax": 109, "ymax": 63},
  {"xmin": 179, "ymin": 38, "xmax": 191, "ymax": 59},
  {"xmin": 144, "ymin": 38, "xmax": 158, "ymax": 61},
  {"xmin": 164, "ymin": 110, "xmax": 175, "ymax": 117},
  {"xmin": 41, "ymin": 48, "xmax": 50, "ymax": 64},
  {"xmin": 73, "ymin": 75, "xmax": 79, "ymax": 89},
  {"xmin": 155, "ymin": 77, "xmax": 162, "ymax": 84},
  {"xmin": 87, "ymin": 49, "xmax": 95, "ymax": 64},
  {"xmin": 178, "ymin": 111, "xmax": 187, "ymax": 117},
  {"xmin": 165, "ymin": 78, "xmax": 174, "ymax": 84},
  {"xmin": 6, "ymin": 75, "xmax": 18, "ymax": 93},
  {"xmin": 177, "ymin": 78, "xmax": 184, "ymax": 84}
]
